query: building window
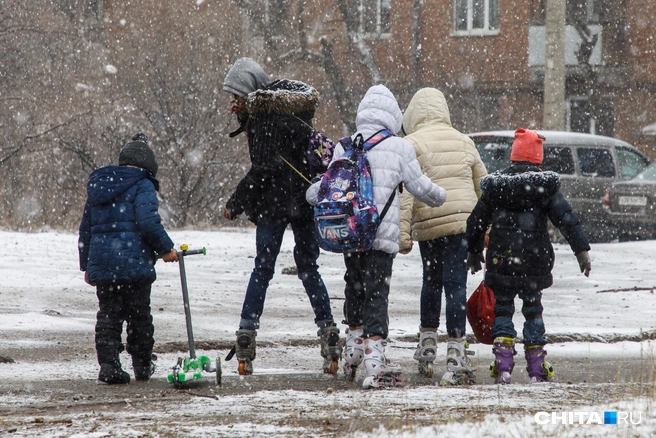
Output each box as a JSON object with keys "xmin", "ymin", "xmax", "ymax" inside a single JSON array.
[
  {"xmin": 360, "ymin": 0, "xmax": 391, "ymax": 35},
  {"xmin": 454, "ymin": 0, "xmax": 499, "ymax": 34}
]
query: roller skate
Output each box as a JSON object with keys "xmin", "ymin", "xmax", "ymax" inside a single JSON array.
[
  {"xmin": 525, "ymin": 345, "xmax": 555, "ymax": 383},
  {"xmin": 318, "ymin": 324, "xmax": 342, "ymax": 375},
  {"xmin": 413, "ymin": 329, "xmax": 438, "ymax": 378},
  {"xmin": 343, "ymin": 328, "xmax": 364, "ymax": 382},
  {"xmin": 235, "ymin": 329, "xmax": 256, "ymax": 375},
  {"xmin": 362, "ymin": 339, "xmax": 403, "ymax": 389},
  {"xmin": 489, "ymin": 337, "xmax": 516, "ymax": 384},
  {"xmin": 439, "ymin": 337, "xmax": 476, "ymax": 386}
]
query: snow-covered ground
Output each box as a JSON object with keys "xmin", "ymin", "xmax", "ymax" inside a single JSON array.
[{"xmin": 1, "ymin": 228, "xmax": 655, "ymax": 437}]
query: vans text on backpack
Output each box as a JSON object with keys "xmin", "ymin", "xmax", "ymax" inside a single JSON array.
[{"xmin": 314, "ymin": 129, "xmax": 400, "ymax": 253}]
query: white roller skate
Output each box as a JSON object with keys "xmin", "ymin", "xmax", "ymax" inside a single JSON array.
[
  {"xmin": 343, "ymin": 328, "xmax": 364, "ymax": 382},
  {"xmin": 413, "ymin": 329, "xmax": 438, "ymax": 378},
  {"xmin": 318, "ymin": 324, "xmax": 342, "ymax": 375},
  {"xmin": 439, "ymin": 337, "xmax": 476, "ymax": 386},
  {"xmin": 362, "ymin": 338, "xmax": 403, "ymax": 389}
]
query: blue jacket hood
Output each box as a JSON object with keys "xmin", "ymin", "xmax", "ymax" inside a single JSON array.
[{"xmin": 86, "ymin": 166, "xmax": 160, "ymax": 207}]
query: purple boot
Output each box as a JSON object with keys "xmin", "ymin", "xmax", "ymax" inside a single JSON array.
[
  {"xmin": 490, "ymin": 337, "xmax": 516, "ymax": 384},
  {"xmin": 525, "ymin": 345, "xmax": 555, "ymax": 383}
]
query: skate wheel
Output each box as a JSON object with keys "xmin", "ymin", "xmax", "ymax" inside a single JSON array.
[
  {"xmin": 324, "ymin": 360, "xmax": 339, "ymax": 375},
  {"xmin": 426, "ymin": 363, "xmax": 433, "ymax": 378},
  {"xmin": 346, "ymin": 366, "xmax": 357, "ymax": 382},
  {"xmin": 238, "ymin": 361, "xmax": 252, "ymax": 376}
]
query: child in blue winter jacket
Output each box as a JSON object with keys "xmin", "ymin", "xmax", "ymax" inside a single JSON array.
[{"xmin": 78, "ymin": 133, "xmax": 178, "ymax": 384}]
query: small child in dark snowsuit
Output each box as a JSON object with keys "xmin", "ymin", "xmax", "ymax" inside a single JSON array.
[
  {"xmin": 466, "ymin": 128, "xmax": 591, "ymax": 384},
  {"xmin": 78, "ymin": 133, "xmax": 178, "ymax": 384}
]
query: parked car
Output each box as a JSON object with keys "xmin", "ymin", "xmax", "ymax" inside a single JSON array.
[
  {"xmin": 604, "ymin": 163, "xmax": 656, "ymax": 241},
  {"xmin": 468, "ymin": 130, "xmax": 651, "ymax": 242}
]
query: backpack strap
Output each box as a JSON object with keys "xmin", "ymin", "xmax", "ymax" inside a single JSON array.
[
  {"xmin": 340, "ymin": 129, "xmax": 394, "ymax": 151},
  {"xmin": 378, "ymin": 183, "xmax": 401, "ymax": 222},
  {"xmin": 362, "ymin": 129, "xmax": 394, "ymax": 151},
  {"xmin": 363, "ymin": 129, "xmax": 396, "ymax": 221}
]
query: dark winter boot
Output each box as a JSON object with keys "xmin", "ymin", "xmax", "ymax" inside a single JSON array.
[
  {"xmin": 489, "ymin": 337, "xmax": 516, "ymax": 384},
  {"xmin": 132, "ymin": 354, "xmax": 157, "ymax": 381},
  {"xmin": 98, "ymin": 363, "xmax": 131, "ymax": 384},
  {"xmin": 525, "ymin": 345, "xmax": 554, "ymax": 383}
]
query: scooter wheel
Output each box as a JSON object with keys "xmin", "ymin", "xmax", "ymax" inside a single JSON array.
[{"xmin": 216, "ymin": 358, "xmax": 222, "ymax": 386}]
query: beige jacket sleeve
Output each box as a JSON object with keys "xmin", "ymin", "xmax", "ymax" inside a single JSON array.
[{"xmin": 399, "ymin": 188, "xmax": 415, "ymax": 254}]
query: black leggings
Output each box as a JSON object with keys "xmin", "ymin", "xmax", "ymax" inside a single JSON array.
[{"xmin": 342, "ymin": 250, "xmax": 394, "ymax": 339}]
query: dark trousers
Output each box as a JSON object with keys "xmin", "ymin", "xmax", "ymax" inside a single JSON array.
[
  {"xmin": 491, "ymin": 285, "xmax": 547, "ymax": 346},
  {"xmin": 342, "ymin": 249, "xmax": 395, "ymax": 339},
  {"xmin": 95, "ymin": 280, "xmax": 154, "ymax": 367},
  {"xmin": 418, "ymin": 234, "xmax": 468, "ymax": 338},
  {"xmin": 240, "ymin": 216, "xmax": 334, "ymax": 330}
]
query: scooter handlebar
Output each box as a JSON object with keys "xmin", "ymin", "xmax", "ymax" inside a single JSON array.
[
  {"xmin": 157, "ymin": 245, "xmax": 206, "ymax": 259},
  {"xmin": 178, "ymin": 247, "xmax": 206, "ymax": 257}
]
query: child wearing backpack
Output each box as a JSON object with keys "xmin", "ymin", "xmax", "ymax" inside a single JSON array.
[
  {"xmin": 78, "ymin": 133, "xmax": 179, "ymax": 384},
  {"xmin": 306, "ymin": 85, "xmax": 447, "ymax": 388}
]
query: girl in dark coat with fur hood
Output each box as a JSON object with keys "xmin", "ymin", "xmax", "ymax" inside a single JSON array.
[
  {"xmin": 466, "ymin": 128, "xmax": 591, "ymax": 384},
  {"xmin": 222, "ymin": 58, "xmax": 339, "ymax": 376}
]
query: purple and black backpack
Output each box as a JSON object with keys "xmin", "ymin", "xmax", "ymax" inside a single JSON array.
[{"xmin": 313, "ymin": 129, "xmax": 395, "ymax": 253}]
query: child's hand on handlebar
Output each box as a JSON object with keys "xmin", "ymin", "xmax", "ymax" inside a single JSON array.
[{"xmin": 162, "ymin": 249, "xmax": 179, "ymax": 262}]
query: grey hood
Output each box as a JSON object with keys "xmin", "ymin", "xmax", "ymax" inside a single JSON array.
[{"xmin": 223, "ymin": 57, "xmax": 271, "ymax": 97}]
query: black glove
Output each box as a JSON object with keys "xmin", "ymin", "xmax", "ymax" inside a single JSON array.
[
  {"xmin": 576, "ymin": 251, "xmax": 591, "ymax": 277},
  {"xmin": 466, "ymin": 252, "xmax": 485, "ymax": 274}
]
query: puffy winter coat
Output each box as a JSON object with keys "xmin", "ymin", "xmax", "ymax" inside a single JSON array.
[
  {"xmin": 466, "ymin": 163, "xmax": 590, "ymax": 291},
  {"xmin": 226, "ymin": 79, "xmax": 319, "ymax": 223},
  {"xmin": 399, "ymin": 88, "xmax": 487, "ymax": 252},
  {"xmin": 307, "ymin": 85, "xmax": 447, "ymax": 254},
  {"xmin": 78, "ymin": 166, "xmax": 174, "ymax": 284}
]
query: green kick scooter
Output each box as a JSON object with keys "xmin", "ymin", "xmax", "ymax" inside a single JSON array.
[{"xmin": 166, "ymin": 244, "xmax": 221, "ymax": 388}]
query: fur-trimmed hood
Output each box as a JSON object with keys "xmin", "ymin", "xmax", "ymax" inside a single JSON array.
[
  {"xmin": 248, "ymin": 79, "xmax": 319, "ymax": 115},
  {"xmin": 481, "ymin": 164, "xmax": 561, "ymax": 210}
]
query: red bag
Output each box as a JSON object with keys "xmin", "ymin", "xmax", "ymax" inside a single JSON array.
[{"xmin": 466, "ymin": 280, "xmax": 496, "ymax": 345}]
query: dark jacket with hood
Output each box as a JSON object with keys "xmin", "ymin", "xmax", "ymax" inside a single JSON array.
[
  {"xmin": 78, "ymin": 166, "xmax": 174, "ymax": 284},
  {"xmin": 466, "ymin": 163, "xmax": 590, "ymax": 291},
  {"xmin": 225, "ymin": 78, "xmax": 319, "ymax": 223}
]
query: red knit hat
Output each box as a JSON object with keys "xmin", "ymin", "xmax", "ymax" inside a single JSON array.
[{"xmin": 510, "ymin": 128, "xmax": 545, "ymax": 165}]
